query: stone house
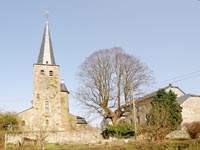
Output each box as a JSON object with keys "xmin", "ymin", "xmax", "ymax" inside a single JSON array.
[
  {"xmin": 177, "ymin": 93, "xmax": 200, "ymax": 124},
  {"xmin": 134, "ymin": 84, "xmax": 200, "ymax": 127},
  {"xmin": 18, "ymin": 21, "xmax": 87, "ymax": 132}
]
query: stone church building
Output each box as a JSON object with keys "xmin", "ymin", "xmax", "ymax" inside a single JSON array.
[{"xmin": 18, "ymin": 21, "xmax": 87, "ymax": 132}]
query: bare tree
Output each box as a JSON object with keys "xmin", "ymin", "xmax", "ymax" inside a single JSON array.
[
  {"xmin": 76, "ymin": 47, "xmax": 152, "ymax": 125},
  {"xmin": 19, "ymin": 117, "xmax": 53, "ymax": 150},
  {"xmin": 184, "ymin": 121, "xmax": 200, "ymax": 139}
]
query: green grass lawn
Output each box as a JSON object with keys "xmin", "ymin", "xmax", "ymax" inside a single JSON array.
[{"xmin": 5, "ymin": 138, "xmax": 200, "ymax": 150}]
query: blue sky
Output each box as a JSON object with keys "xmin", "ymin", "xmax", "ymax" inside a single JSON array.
[{"xmin": 0, "ymin": 0, "xmax": 200, "ymax": 125}]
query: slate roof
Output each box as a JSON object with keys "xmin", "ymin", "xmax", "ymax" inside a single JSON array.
[
  {"xmin": 136, "ymin": 84, "xmax": 185, "ymax": 104},
  {"xmin": 37, "ymin": 21, "xmax": 56, "ymax": 65},
  {"xmin": 76, "ymin": 116, "xmax": 87, "ymax": 124},
  {"xmin": 177, "ymin": 94, "xmax": 200, "ymax": 105},
  {"xmin": 60, "ymin": 82, "xmax": 69, "ymax": 93}
]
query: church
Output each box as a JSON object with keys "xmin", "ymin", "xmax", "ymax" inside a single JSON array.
[{"xmin": 18, "ymin": 20, "xmax": 87, "ymax": 132}]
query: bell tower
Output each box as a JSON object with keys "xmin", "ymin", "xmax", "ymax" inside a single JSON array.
[
  {"xmin": 18, "ymin": 20, "xmax": 85, "ymax": 132},
  {"xmin": 32, "ymin": 21, "xmax": 67, "ymax": 131}
]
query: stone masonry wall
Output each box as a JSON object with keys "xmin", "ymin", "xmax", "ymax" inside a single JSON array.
[
  {"xmin": 181, "ymin": 96, "xmax": 200, "ymax": 124},
  {"xmin": 33, "ymin": 64, "xmax": 63, "ymax": 131},
  {"xmin": 6, "ymin": 129, "xmax": 103, "ymax": 145}
]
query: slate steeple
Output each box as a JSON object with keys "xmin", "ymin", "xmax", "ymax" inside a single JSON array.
[
  {"xmin": 37, "ymin": 21, "xmax": 56, "ymax": 65},
  {"xmin": 61, "ymin": 79, "xmax": 69, "ymax": 93}
]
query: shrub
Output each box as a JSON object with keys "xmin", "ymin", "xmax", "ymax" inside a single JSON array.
[
  {"xmin": 145, "ymin": 89, "xmax": 182, "ymax": 142},
  {"xmin": 184, "ymin": 121, "xmax": 200, "ymax": 139},
  {"xmin": 0, "ymin": 112, "xmax": 19, "ymax": 131},
  {"xmin": 103, "ymin": 124, "xmax": 135, "ymax": 139},
  {"xmin": 0, "ymin": 111, "xmax": 19, "ymax": 147}
]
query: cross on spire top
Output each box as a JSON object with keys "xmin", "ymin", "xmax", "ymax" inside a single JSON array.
[{"xmin": 45, "ymin": 10, "xmax": 49, "ymax": 21}]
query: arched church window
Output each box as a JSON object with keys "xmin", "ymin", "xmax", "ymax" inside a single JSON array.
[
  {"xmin": 21, "ymin": 120, "xmax": 25, "ymax": 126},
  {"xmin": 46, "ymin": 120, "xmax": 49, "ymax": 126},
  {"xmin": 40, "ymin": 70, "xmax": 44, "ymax": 75},
  {"xmin": 45, "ymin": 101, "xmax": 49, "ymax": 113},
  {"xmin": 49, "ymin": 71, "xmax": 53, "ymax": 76}
]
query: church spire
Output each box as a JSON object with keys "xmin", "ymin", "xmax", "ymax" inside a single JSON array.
[{"xmin": 37, "ymin": 21, "xmax": 56, "ymax": 65}]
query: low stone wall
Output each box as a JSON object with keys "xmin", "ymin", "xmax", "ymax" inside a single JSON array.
[
  {"xmin": 6, "ymin": 129, "xmax": 189, "ymax": 145},
  {"xmin": 166, "ymin": 130, "xmax": 189, "ymax": 139},
  {"xmin": 6, "ymin": 129, "xmax": 103, "ymax": 145}
]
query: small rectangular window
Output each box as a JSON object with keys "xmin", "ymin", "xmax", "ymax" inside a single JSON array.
[
  {"xmin": 45, "ymin": 101, "xmax": 49, "ymax": 113},
  {"xmin": 46, "ymin": 120, "xmax": 49, "ymax": 126},
  {"xmin": 21, "ymin": 120, "xmax": 25, "ymax": 126},
  {"xmin": 49, "ymin": 71, "xmax": 53, "ymax": 76},
  {"xmin": 136, "ymin": 106, "xmax": 140, "ymax": 112},
  {"xmin": 40, "ymin": 70, "xmax": 44, "ymax": 75},
  {"xmin": 137, "ymin": 116, "xmax": 140, "ymax": 123}
]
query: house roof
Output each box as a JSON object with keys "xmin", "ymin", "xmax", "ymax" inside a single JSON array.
[
  {"xmin": 17, "ymin": 107, "xmax": 33, "ymax": 115},
  {"xmin": 136, "ymin": 84, "xmax": 185, "ymax": 104},
  {"xmin": 177, "ymin": 94, "xmax": 200, "ymax": 105},
  {"xmin": 37, "ymin": 21, "xmax": 56, "ymax": 65}
]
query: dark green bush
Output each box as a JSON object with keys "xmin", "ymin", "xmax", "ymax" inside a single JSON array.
[{"xmin": 103, "ymin": 124, "xmax": 135, "ymax": 139}]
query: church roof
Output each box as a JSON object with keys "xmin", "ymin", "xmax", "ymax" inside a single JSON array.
[
  {"xmin": 37, "ymin": 21, "xmax": 56, "ymax": 65},
  {"xmin": 76, "ymin": 116, "xmax": 87, "ymax": 124},
  {"xmin": 60, "ymin": 80, "xmax": 69, "ymax": 93}
]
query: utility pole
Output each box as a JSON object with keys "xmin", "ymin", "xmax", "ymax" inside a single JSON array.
[
  {"xmin": 5, "ymin": 134, "xmax": 7, "ymax": 150},
  {"xmin": 131, "ymin": 89, "xmax": 137, "ymax": 140}
]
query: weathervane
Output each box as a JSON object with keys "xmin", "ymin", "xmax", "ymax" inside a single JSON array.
[{"xmin": 45, "ymin": 10, "xmax": 49, "ymax": 21}]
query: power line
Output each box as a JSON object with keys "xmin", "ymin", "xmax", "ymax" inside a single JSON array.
[
  {"xmin": 155, "ymin": 70, "xmax": 200, "ymax": 87},
  {"xmin": 169, "ymin": 73, "xmax": 200, "ymax": 83}
]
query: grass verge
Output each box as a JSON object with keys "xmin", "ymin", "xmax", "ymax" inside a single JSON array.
[{"xmin": 5, "ymin": 138, "xmax": 200, "ymax": 150}]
